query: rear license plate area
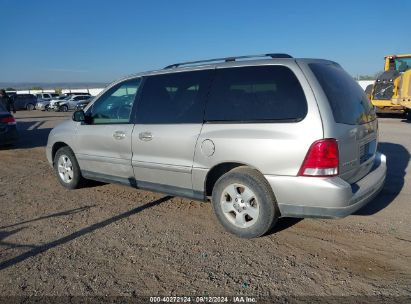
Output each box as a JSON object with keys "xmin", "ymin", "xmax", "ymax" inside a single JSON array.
[{"xmin": 360, "ymin": 140, "xmax": 376, "ymax": 163}]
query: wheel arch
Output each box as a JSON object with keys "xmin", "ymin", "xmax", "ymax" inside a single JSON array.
[
  {"xmin": 52, "ymin": 142, "xmax": 70, "ymax": 163},
  {"xmin": 204, "ymin": 162, "xmax": 262, "ymax": 197}
]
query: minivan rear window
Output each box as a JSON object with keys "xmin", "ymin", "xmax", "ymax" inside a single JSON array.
[
  {"xmin": 205, "ymin": 66, "xmax": 307, "ymax": 122},
  {"xmin": 309, "ymin": 62, "xmax": 376, "ymax": 125}
]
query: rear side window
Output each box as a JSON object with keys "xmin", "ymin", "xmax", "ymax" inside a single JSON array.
[
  {"xmin": 309, "ymin": 62, "xmax": 376, "ymax": 125},
  {"xmin": 205, "ymin": 66, "xmax": 307, "ymax": 122},
  {"xmin": 136, "ymin": 70, "xmax": 212, "ymax": 124}
]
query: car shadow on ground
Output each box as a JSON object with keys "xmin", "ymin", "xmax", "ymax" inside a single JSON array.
[
  {"xmin": 0, "ymin": 206, "xmax": 95, "ymax": 230},
  {"xmin": 0, "ymin": 120, "xmax": 53, "ymax": 149},
  {"xmin": 0, "ymin": 196, "xmax": 172, "ymax": 271},
  {"xmin": 267, "ymin": 218, "xmax": 303, "ymax": 235},
  {"xmin": 356, "ymin": 142, "xmax": 410, "ymax": 215},
  {"xmin": 17, "ymin": 120, "xmax": 52, "ymax": 149}
]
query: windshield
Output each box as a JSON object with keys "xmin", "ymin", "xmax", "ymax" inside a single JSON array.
[
  {"xmin": 394, "ymin": 57, "xmax": 411, "ymax": 72},
  {"xmin": 310, "ymin": 62, "xmax": 376, "ymax": 125}
]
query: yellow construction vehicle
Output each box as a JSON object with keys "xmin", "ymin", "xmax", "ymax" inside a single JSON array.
[{"xmin": 367, "ymin": 54, "xmax": 411, "ymax": 120}]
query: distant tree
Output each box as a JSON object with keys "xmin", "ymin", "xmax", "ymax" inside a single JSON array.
[
  {"xmin": 31, "ymin": 86, "xmax": 43, "ymax": 90},
  {"xmin": 54, "ymin": 88, "xmax": 62, "ymax": 94},
  {"xmin": 5, "ymin": 87, "xmax": 16, "ymax": 91}
]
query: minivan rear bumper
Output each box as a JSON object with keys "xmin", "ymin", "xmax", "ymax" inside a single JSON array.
[{"xmin": 265, "ymin": 152, "xmax": 386, "ymax": 218}]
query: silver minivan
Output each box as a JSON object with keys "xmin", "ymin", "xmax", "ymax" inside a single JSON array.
[{"xmin": 46, "ymin": 54, "xmax": 386, "ymax": 238}]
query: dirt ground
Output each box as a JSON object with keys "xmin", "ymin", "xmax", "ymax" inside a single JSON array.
[{"xmin": 0, "ymin": 111, "xmax": 410, "ymax": 300}]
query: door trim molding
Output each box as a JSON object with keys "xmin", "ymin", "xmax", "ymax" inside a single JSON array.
[
  {"xmin": 81, "ymin": 170, "xmax": 205, "ymax": 201},
  {"xmin": 131, "ymin": 160, "xmax": 191, "ymax": 173}
]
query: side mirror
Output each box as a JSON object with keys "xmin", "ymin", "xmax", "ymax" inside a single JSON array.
[{"xmin": 72, "ymin": 110, "xmax": 85, "ymax": 122}]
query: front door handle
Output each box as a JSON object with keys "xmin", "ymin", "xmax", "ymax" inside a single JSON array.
[
  {"xmin": 113, "ymin": 131, "xmax": 126, "ymax": 140},
  {"xmin": 139, "ymin": 132, "xmax": 153, "ymax": 141}
]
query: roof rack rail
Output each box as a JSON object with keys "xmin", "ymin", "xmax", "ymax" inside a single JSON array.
[{"xmin": 164, "ymin": 53, "xmax": 293, "ymax": 69}]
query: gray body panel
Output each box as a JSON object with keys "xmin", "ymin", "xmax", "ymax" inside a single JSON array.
[
  {"xmin": 46, "ymin": 57, "xmax": 386, "ymax": 220},
  {"xmin": 74, "ymin": 123, "xmax": 134, "ymax": 179},
  {"xmin": 131, "ymin": 124, "xmax": 202, "ymax": 190}
]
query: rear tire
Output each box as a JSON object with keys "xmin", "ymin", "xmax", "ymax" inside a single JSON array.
[
  {"xmin": 405, "ymin": 109, "xmax": 411, "ymax": 121},
  {"xmin": 54, "ymin": 146, "xmax": 83, "ymax": 189},
  {"xmin": 26, "ymin": 103, "xmax": 35, "ymax": 111},
  {"xmin": 211, "ymin": 166, "xmax": 278, "ymax": 238}
]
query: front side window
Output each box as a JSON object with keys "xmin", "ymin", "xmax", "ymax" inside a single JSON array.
[
  {"xmin": 205, "ymin": 66, "xmax": 307, "ymax": 122},
  {"xmin": 136, "ymin": 70, "xmax": 213, "ymax": 124},
  {"xmin": 88, "ymin": 78, "xmax": 141, "ymax": 124}
]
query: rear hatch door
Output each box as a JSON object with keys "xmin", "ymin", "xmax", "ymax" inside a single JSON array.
[{"xmin": 309, "ymin": 62, "xmax": 378, "ymax": 184}]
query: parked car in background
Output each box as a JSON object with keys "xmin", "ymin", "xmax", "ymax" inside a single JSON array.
[
  {"xmin": 47, "ymin": 53, "xmax": 387, "ymax": 238},
  {"xmin": 13, "ymin": 94, "xmax": 37, "ymax": 110},
  {"xmin": 37, "ymin": 95, "xmax": 68, "ymax": 111},
  {"xmin": 74, "ymin": 98, "xmax": 94, "ymax": 111},
  {"xmin": 65, "ymin": 92, "xmax": 91, "ymax": 96},
  {"xmin": 0, "ymin": 103, "xmax": 18, "ymax": 145},
  {"xmin": 36, "ymin": 93, "xmax": 59, "ymax": 101},
  {"xmin": 49, "ymin": 95, "xmax": 92, "ymax": 112}
]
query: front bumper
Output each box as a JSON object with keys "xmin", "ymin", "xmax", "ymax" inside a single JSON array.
[{"xmin": 265, "ymin": 152, "xmax": 387, "ymax": 218}]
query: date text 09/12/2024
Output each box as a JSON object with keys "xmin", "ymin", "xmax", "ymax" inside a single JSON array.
[{"xmin": 149, "ymin": 296, "xmax": 257, "ymax": 303}]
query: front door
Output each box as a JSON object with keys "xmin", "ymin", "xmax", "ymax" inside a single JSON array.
[{"xmin": 74, "ymin": 78, "xmax": 141, "ymax": 182}]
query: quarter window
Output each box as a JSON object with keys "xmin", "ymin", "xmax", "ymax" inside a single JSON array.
[
  {"xmin": 309, "ymin": 62, "xmax": 376, "ymax": 125},
  {"xmin": 205, "ymin": 66, "xmax": 307, "ymax": 122},
  {"xmin": 136, "ymin": 70, "xmax": 212, "ymax": 124},
  {"xmin": 88, "ymin": 78, "xmax": 141, "ymax": 124}
]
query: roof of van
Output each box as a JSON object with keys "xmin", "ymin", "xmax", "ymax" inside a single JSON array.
[{"xmin": 113, "ymin": 54, "xmax": 336, "ymax": 86}]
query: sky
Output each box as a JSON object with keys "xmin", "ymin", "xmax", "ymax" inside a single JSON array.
[{"xmin": 0, "ymin": 0, "xmax": 410, "ymax": 84}]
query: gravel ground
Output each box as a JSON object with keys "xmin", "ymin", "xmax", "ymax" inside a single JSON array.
[{"xmin": 0, "ymin": 111, "xmax": 410, "ymax": 300}]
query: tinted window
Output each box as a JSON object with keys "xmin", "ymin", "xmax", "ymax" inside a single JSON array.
[
  {"xmin": 74, "ymin": 96, "xmax": 88, "ymax": 101},
  {"xmin": 309, "ymin": 62, "xmax": 376, "ymax": 125},
  {"xmin": 88, "ymin": 78, "xmax": 141, "ymax": 124},
  {"xmin": 205, "ymin": 66, "xmax": 307, "ymax": 122},
  {"xmin": 136, "ymin": 70, "xmax": 212, "ymax": 124}
]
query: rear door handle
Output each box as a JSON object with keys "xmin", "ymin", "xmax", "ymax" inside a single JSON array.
[
  {"xmin": 139, "ymin": 132, "xmax": 153, "ymax": 141},
  {"xmin": 113, "ymin": 131, "xmax": 126, "ymax": 140}
]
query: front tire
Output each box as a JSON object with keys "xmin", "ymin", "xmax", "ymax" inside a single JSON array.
[
  {"xmin": 54, "ymin": 146, "xmax": 83, "ymax": 189},
  {"xmin": 211, "ymin": 167, "xmax": 278, "ymax": 238},
  {"xmin": 26, "ymin": 103, "xmax": 35, "ymax": 111}
]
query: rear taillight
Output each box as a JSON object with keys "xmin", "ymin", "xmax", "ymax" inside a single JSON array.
[
  {"xmin": 0, "ymin": 116, "xmax": 16, "ymax": 125},
  {"xmin": 298, "ymin": 139, "xmax": 339, "ymax": 177}
]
